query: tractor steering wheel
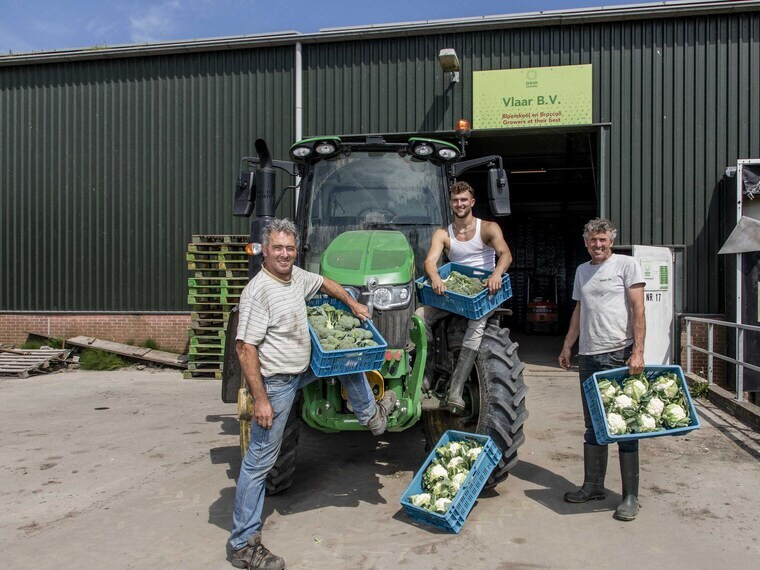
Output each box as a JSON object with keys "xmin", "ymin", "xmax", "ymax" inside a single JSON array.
[{"xmin": 357, "ymin": 207, "xmax": 397, "ymax": 223}]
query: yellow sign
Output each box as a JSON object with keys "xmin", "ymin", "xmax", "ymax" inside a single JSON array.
[{"xmin": 473, "ymin": 64, "xmax": 592, "ymax": 129}]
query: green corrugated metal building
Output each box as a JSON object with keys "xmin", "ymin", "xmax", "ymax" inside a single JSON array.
[{"xmin": 1, "ymin": 1, "xmax": 759, "ymax": 334}]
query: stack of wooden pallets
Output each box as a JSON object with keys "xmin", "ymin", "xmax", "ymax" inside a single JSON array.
[{"xmin": 185, "ymin": 235, "xmax": 249, "ymax": 379}]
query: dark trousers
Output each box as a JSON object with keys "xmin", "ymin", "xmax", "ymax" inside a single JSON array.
[{"xmin": 578, "ymin": 347, "xmax": 639, "ymax": 452}]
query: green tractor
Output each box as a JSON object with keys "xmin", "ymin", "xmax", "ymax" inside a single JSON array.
[{"xmin": 221, "ymin": 131, "xmax": 528, "ymax": 494}]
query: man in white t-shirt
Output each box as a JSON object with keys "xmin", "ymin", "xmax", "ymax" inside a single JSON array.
[
  {"xmin": 228, "ymin": 218, "xmax": 397, "ymax": 570},
  {"xmin": 416, "ymin": 181, "xmax": 512, "ymax": 413},
  {"xmin": 558, "ymin": 217, "xmax": 646, "ymax": 522}
]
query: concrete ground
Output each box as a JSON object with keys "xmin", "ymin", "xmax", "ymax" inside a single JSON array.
[{"xmin": 1, "ymin": 336, "xmax": 759, "ymax": 569}]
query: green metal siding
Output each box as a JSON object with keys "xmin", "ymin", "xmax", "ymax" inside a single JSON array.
[
  {"xmin": 2, "ymin": 8, "xmax": 759, "ymax": 315},
  {"xmin": 1, "ymin": 47, "xmax": 294, "ymax": 311},
  {"xmin": 303, "ymin": 12, "xmax": 760, "ymax": 313}
]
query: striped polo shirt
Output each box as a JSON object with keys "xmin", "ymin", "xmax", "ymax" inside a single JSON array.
[{"xmin": 236, "ymin": 265, "xmax": 323, "ymax": 378}]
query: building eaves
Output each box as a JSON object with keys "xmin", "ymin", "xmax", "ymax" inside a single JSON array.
[{"xmin": 2, "ymin": 0, "xmax": 759, "ymax": 67}]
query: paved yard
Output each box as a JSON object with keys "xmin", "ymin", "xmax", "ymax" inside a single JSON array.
[{"xmin": 1, "ymin": 359, "xmax": 758, "ymax": 569}]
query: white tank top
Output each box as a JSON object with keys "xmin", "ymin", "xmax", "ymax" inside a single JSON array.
[{"xmin": 447, "ymin": 218, "xmax": 496, "ymax": 271}]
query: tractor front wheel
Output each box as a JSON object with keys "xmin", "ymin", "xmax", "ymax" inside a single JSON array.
[{"xmin": 422, "ymin": 322, "xmax": 528, "ymax": 487}]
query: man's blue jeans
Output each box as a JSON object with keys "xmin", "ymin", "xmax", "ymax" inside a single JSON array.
[
  {"xmin": 578, "ymin": 347, "xmax": 638, "ymax": 453},
  {"xmin": 229, "ymin": 369, "xmax": 375, "ymax": 550}
]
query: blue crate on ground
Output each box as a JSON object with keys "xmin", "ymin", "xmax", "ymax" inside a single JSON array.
[
  {"xmin": 307, "ymin": 295, "xmax": 387, "ymax": 377},
  {"xmin": 415, "ymin": 262, "xmax": 512, "ymax": 320},
  {"xmin": 583, "ymin": 365, "xmax": 700, "ymax": 445},
  {"xmin": 399, "ymin": 430, "xmax": 502, "ymax": 534}
]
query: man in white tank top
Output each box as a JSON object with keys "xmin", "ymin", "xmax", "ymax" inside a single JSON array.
[{"xmin": 415, "ymin": 181, "xmax": 513, "ymax": 413}]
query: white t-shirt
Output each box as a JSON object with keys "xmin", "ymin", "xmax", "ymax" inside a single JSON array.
[
  {"xmin": 572, "ymin": 253, "xmax": 645, "ymax": 356},
  {"xmin": 236, "ymin": 265, "xmax": 323, "ymax": 377}
]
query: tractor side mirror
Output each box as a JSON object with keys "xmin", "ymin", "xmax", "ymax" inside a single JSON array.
[
  {"xmin": 233, "ymin": 171, "xmax": 256, "ymax": 217},
  {"xmin": 487, "ymin": 167, "xmax": 510, "ymax": 216}
]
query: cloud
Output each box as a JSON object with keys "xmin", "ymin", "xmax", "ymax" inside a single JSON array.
[{"xmin": 129, "ymin": 0, "xmax": 182, "ymax": 43}]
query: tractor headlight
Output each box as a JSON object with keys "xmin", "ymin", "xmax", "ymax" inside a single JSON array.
[
  {"xmin": 289, "ymin": 137, "xmax": 342, "ymax": 162},
  {"xmin": 407, "ymin": 137, "xmax": 461, "ymax": 162},
  {"xmin": 372, "ymin": 284, "xmax": 413, "ymax": 310},
  {"xmin": 292, "ymin": 146, "xmax": 311, "ymax": 158},
  {"xmin": 315, "ymin": 142, "xmax": 337, "ymax": 155},
  {"xmin": 343, "ymin": 286, "xmax": 361, "ymax": 300},
  {"xmin": 413, "ymin": 143, "xmax": 433, "ymax": 157}
]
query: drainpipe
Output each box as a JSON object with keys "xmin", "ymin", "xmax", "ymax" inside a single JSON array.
[{"xmin": 295, "ymin": 41, "xmax": 303, "ymax": 209}]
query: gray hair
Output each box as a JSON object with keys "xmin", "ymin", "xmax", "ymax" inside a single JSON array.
[
  {"xmin": 263, "ymin": 218, "xmax": 300, "ymax": 247},
  {"xmin": 583, "ymin": 217, "xmax": 618, "ymax": 241}
]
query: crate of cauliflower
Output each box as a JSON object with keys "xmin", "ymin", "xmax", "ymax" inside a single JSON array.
[
  {"xmin": 415, "ymin": 262, "xmax": 512, "ymax": 320},
  {"xmin": 306, "ymin": 296, "xmax": 387, "ymax": 377},
  {"xmin": 400, "ymin": 430, "xmax": 502, "ymax": 533},
  {"xmin": 583, "ymin": 365, "xmax": 700, "ymax": 445}
]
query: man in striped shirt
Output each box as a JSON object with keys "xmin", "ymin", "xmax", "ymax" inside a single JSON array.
[{"xmin": 228, "ymin": 218, "xmax": 396, "ymax": 570}]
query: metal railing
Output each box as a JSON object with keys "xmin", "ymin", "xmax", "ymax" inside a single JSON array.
[{"xmin": 684, "ymin": 316, "xmax": 760, "ymax": 402}]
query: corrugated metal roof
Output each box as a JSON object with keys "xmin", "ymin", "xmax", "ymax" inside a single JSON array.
[{"xmin": 2, "ymin": 1, "xmax": 760, "ymax": 66}]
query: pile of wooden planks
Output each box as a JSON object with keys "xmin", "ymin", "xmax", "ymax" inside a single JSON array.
[
  {"xmin": 186, "ymin": 235, "xmax": 248, "ymax": 379},
  {"xmin": 0, "ymin": 347, "xmax": 72, "ymax": 378}
]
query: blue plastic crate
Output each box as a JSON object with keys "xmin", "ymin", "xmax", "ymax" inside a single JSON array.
[
  {"xmin": 399, "ymin": 430, "xmax": 502, "ymax": 533},
  {"xmin": 415, "ymin": 262, "xmax": 512, "ymax": 320},
  {"xmin": 583, "ymin": 365, "xmax": 701, "ymax": 445},
  {"xmin": 307, "ymin": 295, "xmax": 387, "ymax": 377}
]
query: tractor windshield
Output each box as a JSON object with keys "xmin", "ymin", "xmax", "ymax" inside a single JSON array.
[{"xmin": 303, "ymin": 152, "xmax": 447, "ymax": 277}]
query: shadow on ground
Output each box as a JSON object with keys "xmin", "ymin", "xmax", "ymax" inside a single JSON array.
[
  {"xmin": 510, "ymin": 460, "xmax": 618, "ymax": 515},
  {"xmin": 206, "ymin": 422, "xmax": 428, "ymax": 532}
]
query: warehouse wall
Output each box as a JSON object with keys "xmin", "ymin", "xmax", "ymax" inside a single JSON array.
[
  {"xmin": 0, "ymin": 47, "xmax": 294, "ymax": 311},
  {"xmin": 2, "ymin": 9, "xmax": 759, "ymax": 319},
  {"xmin": 302, "ymin": 11, "xmax": 760, "ymax": 314}
]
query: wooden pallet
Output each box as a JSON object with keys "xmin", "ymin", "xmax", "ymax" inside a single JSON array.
[
  {"xmin": 0, "ymin": 348, "xmax": 71, "ymax": 378},
  {"xmin": 187, "ymin": 276, "xmax": 248, "ymax": 288},
  {"xmin": 183, "ymin": 369, "xmax": 223, "ymax": 379},
  {"xmin": 191, "ymin": 234, "xmax": 248, "ymax": 244}
]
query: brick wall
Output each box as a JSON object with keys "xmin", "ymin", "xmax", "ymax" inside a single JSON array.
[
  {"xmin": 679, "ymin": 314, "xmax": 727, "ymax": 387},
  {"xmin": 0, "ymin": 313, "xmax": 191, "ymax": 353}
]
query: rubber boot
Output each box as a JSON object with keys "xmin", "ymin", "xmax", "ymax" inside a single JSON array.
[
  {"xmin": 613, "ymin": 450, "xmax": 640, "ymax": 521},
  {"xmin": 564, "ymin": 443, "xmax": 608, "ymax": 503},
  {"xmin": 446, "ymin": 347, "xmax": 478, "ymax": 414}
]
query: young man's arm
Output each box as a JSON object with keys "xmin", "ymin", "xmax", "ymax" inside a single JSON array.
[
  {"xmin": 626, "ymin": 283, "xmax": 646, "ymax": 374},
  {"xmin": 423, "ymin": 228, "xmax": 449, "ymax": 295},
  {"xmin": 236, "ymin": 341, "xmax": 273, "ymax": 429},
  {"xmin": 559, "ymin": 302, "xmax": 581, "ymax": 370},
  {"xmin": 482, "ymin": 221, "xmax": 513, "ymax": 294}
]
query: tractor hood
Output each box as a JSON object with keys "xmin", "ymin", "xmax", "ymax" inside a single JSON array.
[{"xmin": 319, "ymin": 230, "xmax": 414, "ymax": 286}]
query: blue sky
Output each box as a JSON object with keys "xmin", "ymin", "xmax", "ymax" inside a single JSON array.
[{"xmin": 1, "ymin": 0, "xmax": 642, "ymax": 54}]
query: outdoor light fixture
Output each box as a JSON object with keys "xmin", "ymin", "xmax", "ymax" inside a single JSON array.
[{"xmin": 438, "ymin": 48, "xmax": 460, "ymax": 83}]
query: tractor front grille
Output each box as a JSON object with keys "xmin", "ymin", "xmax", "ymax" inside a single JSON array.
[{"xmin": 372, "ymin": 303, "xmax": 414, "ymax": 348}]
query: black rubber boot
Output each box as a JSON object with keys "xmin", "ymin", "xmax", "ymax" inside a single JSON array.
[
  {"xmin": 564, "ymin": 443, "xmax": 608, "ymax": 503},
  {"xmin": 446, "ymin": 347, "xmax": 478, "ymax": 414},
  {"xmin": 614, "ymin": 450, "xmax": 640, "ymax": 521}
]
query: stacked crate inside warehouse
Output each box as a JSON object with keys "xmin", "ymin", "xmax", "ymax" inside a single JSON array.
[{"xmin": 185, "ymin": 235, "xmax": 249, "ymax": 379}]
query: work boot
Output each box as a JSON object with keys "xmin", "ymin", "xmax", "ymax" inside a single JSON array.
[
  {"xmin": 228, "ymin": 534, "xmax": 285, "ymax": 570},
  {"xmin": 367, "ymin": 390, "xmax": 398, "ymax": 435},
  {"xmin": 422, "ymin": 364, "xmax": 434, "ymax": 391},
  {"xmin": 613, "ymin": 450, "xmax": 640, "ymax": 521},
  {"xmin": 446, "ymin": 347, "xmax": 478, "ymax": 414},
  {"xmin": 564, "ymin": 443, "xmax": 608, "ymax": 503}
]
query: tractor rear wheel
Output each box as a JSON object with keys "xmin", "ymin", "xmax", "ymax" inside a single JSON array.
[
  {"xmin": 422, "ymin": 322, "xmax": 528, "ymax": 487},
  {"xmin": 265, "ymin": 395, "xmax": 301, "ymax": 495},
  {"xmin": 238, "ymin": 393, "xmax": 302, "ymax": 496}
]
